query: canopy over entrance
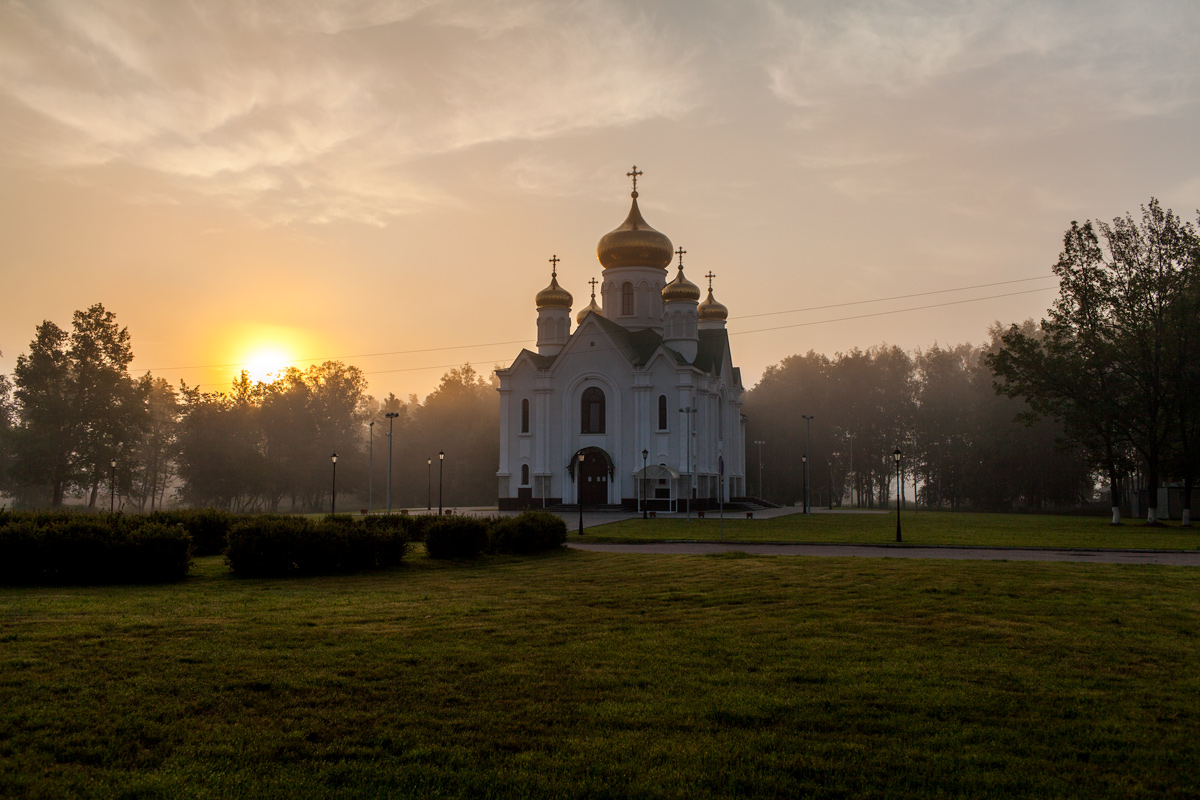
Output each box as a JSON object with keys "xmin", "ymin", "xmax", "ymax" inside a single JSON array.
[
  {"xmin": 567, "ymin": 446, "xmax": 615, "ymax": 480},
  {"xmin": 634, "ymin": 464, "xmax": 680, "ymax": 480}
]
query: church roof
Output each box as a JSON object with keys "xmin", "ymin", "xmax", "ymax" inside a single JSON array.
[{"xmin": 694, "ymin": 329, "xmax": 729, "ymax": 373}]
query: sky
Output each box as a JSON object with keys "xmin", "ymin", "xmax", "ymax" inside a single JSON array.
[{"xmin": 1, "ymin": 0, "xmax": 1197, "ymax": 401}]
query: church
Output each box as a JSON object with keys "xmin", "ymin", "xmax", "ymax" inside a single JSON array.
[{"xmin": 496, "ymin": 168, "xmax": 746, "ymax": 511}]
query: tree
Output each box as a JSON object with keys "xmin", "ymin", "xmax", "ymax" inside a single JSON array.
[{"xmin": 12, "ymin": 321, "xmax": 77, "ymax": 506}]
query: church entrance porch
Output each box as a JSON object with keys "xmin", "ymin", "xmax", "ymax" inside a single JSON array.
[{"xmin": 570, "ymin": 446, "xmax": 614, "ymax": 506}]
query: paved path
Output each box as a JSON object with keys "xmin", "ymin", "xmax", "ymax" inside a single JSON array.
[{"xmin": 567, "ymin": 541, "xmax": 1200, "ymax": 565}]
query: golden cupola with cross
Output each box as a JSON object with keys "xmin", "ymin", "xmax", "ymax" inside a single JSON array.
[
  {"xmin": 595, "ymin": 166, "xmax": 673, "ymax": 333},
  {"xmin": 698, "ymin": 271, "xmax": 728, "ymax": 329},
  {"xmin": 535, "ymin": 255, "xmax": 572, "ymax": 356}
]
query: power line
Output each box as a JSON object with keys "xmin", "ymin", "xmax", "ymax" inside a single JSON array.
[{"xmin": 145, "ymin": 274, "xmax": 1056, "ymax": 374}]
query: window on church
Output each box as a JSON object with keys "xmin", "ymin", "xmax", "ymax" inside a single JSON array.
[
  {"xmin": 621, "ymin": 282, "xmax": 634, "ymax": 316},
  {"xmin": 521, "ymin": 399, "xmax": 529, "ymax": 433},
  {"xmin": 658, "ymin": 395, "xmax": 667, "ymax": 430},
  {"xmin": 581, "ymin": 387, "xmax": 605, "ymax": 433},
  {"xmin": 521, "ymin": 464, "xmax": 529, "ymax": 485}
]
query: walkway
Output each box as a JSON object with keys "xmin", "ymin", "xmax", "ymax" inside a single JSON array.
[{"xmin": 567, "ymin": 541, "xmax": 1200, "ymax": 565}]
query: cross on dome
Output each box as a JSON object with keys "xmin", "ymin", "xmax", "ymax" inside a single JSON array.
[
  {"xmin": 549, "ymin": 254, "xmax": 560, "ymax": 276},
  {"xmin": 705, "ymin": 271, "xmax": 716, "ymax": 290},
  {"xmin": 627, "ymin": 165, "xmax": 643, "ymax": 195},
  {"xmin": 588, "ymin": 277, "xmax": 598, "ymax": 297},
  {"xmin": 675, "ymin": 247, "xmax": 686, "ymax": 268}
]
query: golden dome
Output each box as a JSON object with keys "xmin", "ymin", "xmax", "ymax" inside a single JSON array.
[
  {"xmin": 662, "ymin": 266, "xmax": 700, "ymax": 303},
  {"xmin": 698, "ymin": 287, "xmax": 728, "ymax": 321},
  {"xmin": 535, "ymin": 271, "xmax": 572, "ymax": 310},
  {"xmin": 596, "ymin": 193, "xmax": 674, "ymax": 271},
  {"xmin": 576, "ymin": 280, "xmax": 603, "ymax": 323}
]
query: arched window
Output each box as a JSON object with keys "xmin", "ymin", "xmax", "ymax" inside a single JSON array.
[
  {"xmin": 621, "ymin": 282, "xmax": 634, "ymax": 315},
  {"xmin": 581, "ymin": 387, "xmax": 606, "ymax": 433},
  {"xmin": 521, "ymin": 398, "xmax": 530, "ymax": 433},
  {"xmin": 521, "ymin": 464, "xmax": 530, "ymax": 485},
  {"xmin": 658, "ymin": 395, "xmax": 667, "ymax": 430}
]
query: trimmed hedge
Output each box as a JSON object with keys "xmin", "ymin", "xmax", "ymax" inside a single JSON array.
[
  {"xmin": 488, "ymin": 510, "xmax": 568, "ymax": 554},
  {"xmin": 424, "ymin": 516, "xmax": 489, "ymax": 559},
  {"xmin": 226, "ymin": 515, "xmax": 407, "ymax": 577},
  {"xmin": 0, "ymin": 514, "xmax": 191, "ymax": 585},
  {"xmin": 406, "ymin": 514, "xmax": 440, "ymax": 543},
  {"xmin": 146, "ymin": 508, "xmax": 236, "ymax": 556}
]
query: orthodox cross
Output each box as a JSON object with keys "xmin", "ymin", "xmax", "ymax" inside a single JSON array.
[
  {"xmin": 627, "ymin": 165, "xmax": 643, "ymax": 193},
  {"xmin": 588, "ymin": 277, "xmax": 599, "ymax": 298},
  {"xmin": 675, "ymin": 246, "xmax": 686, "ymax": 268},
  {"xmin": 705, "ymin": 271, "xmax": 716, "ymax": 290},
  {"xmin": 548, "ymin": 254, "xmax": 559, "ymax": 276}
]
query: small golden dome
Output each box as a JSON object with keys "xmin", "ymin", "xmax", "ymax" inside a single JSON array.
[
  {"xmin": 536, "ymin": 272, "xmax": 572, "ymax": 310},
  {"xmin": 596, "ymin": 193, "xmax": 674, "ymax": 271},
  {"xmin": 576, "ymin": 280, "xmax": 603, "ymax": 323},
  {"xmin": 698, "ymin": 287, "xmax": 728, "ymax": 321},
  {"xmin": 662, "ymin": 266, "xmax": 700, "ymax": 303}
]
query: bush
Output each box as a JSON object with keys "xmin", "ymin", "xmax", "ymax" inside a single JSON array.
[
  {"xmin": 226, "ymin": 515, "xmax": 407, "ymax": 577},
  {"xmin": 147, "ymin": 508, "xmax": 235, "ymax": 556},
  {"xmin": 489, "ymin": 510, "xmax": 568, "ymax": 554},
  {"xmin": 424, "ymin": 516, "xmax": 489, "ymax": 559},
  {"xmin": 0, "ymin": 514, "xmax": 191, "ymax": 585},
  {"xmin": 406, "ymin": 514, "xmax": 440, "ymax": 543}
]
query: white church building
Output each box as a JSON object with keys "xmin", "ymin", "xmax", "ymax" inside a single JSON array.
[{"xmin": 496, "ymin": 170, "xmax": 746, "ymax": 511}]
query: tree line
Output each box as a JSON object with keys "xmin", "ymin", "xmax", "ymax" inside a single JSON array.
[{"xmin": 0, "ymin": 305, "xmax": 499, "ymax": 511}]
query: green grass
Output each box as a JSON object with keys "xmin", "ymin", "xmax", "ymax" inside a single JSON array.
[
  {"xmin": 584, "ymin": 510, "xmax": 1200, "ymax": 550},
  {"xmin": 3, "ymin": 551, "xmax": 1199, "ymax": 798}
]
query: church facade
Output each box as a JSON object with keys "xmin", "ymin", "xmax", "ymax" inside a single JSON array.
[{"xmin": 496, "ymin": 170, "xmax": 746, "ymax": 510}]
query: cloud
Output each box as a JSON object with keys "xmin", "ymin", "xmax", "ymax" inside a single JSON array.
[{"xmin": 0, "ymin": 0, "xmax": 698, "ymax": 224}]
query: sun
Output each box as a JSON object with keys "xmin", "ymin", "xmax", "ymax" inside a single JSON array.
[{"xmin": 244, "ymin": 345, "xmax": 294, "ymax": 383}]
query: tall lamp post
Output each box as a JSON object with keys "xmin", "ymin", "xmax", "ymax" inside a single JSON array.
[
  {"xmin": 109, "ymin": 458, "xmax": 117, "ymax": 514},
  {"xmin": 330, "ymin": 453, "xmax": 338, "ymax": 515},
  {"xmin": 427, "ymin": 458, "xmax": 432, "ymax": 510},
  {"xmin": 577, "ymin": 452, "xmax": 585, "ymax": 535},
  {"xmin": 801, "ymin": 414, "xmax": 814, "ymax": 515},
  {"xmin": 368, "ymin": 421, "xmax": 374, "ymax": 515},
  {"xmin": 847, "ymin": 432, "xmax": 856, "ymax": 508},
  {"xmin": 893, "ymin": 448, "xmax": 903, "ymax": 542},
  {"xmin": 438, "ymin": 450, "xmax": 445, "ymax": 515},
  {"xmin": 642, "ymin": 448, "xmax": 649, "ymax": 520},
  {"xmin": 680, "ymin": 406, "xmax": 696, "ymax": 520},
  {"xmin": 385, "ymin": 411, "xmax": 399, "ymax": 514},
  {"xmin": 754, "ymin": 440, "xmax": 765, "ymax": 500}
]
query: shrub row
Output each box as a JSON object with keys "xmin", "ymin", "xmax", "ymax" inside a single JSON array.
[
  {"xmin": 225, "ymin": 515, "xmax": 407, "ymax": 577},
  {"xmin": 0, "ymin": 514, "xmax": 191, "ymax": 585},
  {"xmin": 422, "ymin": 510, "xmax": 567, "ymax": 559},
  {"xmin": 144, "ymin": 508, "xmax": 236, "ymax": 556}
]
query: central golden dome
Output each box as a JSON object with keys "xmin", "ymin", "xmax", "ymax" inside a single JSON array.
[{"xmin": 596, "ymin": 192, "xmax": 674, "ymax": 271}]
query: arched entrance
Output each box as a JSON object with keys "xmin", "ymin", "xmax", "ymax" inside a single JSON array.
[{"xmin": 570, "ymin": 447, "xmax": 613, "ymax": 506}]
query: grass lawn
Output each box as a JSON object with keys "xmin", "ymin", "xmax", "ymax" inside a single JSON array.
[
  {"xmin": 584, "ymin": 510, "xmax": 1200, "ymax": 550},
  {"xmin": 3, "ymin": 550, "xmax": 1199, "ymax": 798}
]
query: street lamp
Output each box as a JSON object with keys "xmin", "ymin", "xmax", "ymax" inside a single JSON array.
[
  {"xmin": 427, "ymin": 458, "xmax": 432, "ymax": 510},
  {"xmin": 385, "ymin": 411, "xmax": 399, "ymax": 514},
  {"xmin": 109, "ymin": 458, "xmax": 117, "ymax": 514},
  {"xmin": 368, "ymin": 421, "xmax": 374, "ymax": 515},
  {"xmin": 438, "ymin": 450, "xmax": 445, "ymax": 515},
  {"xmin": 754, "ymin": 439, "xmax": 765, "ymax": 500},
  {"xmin": 679, "ymin": 406, "xmax": 696, "ymax": 520},
  {"xmin": 847, "ymin": 432, "xmax": 856, "ymax": 508},
  {"xmin": 893, "ymin": 448, "xmax": 903, "ymax": 542},
  {"xmin": 331, "ymin": 453, "xmax": 338, "ymax": 515},
  {"xmin": 578, "ymin": 451, "xmax": 586, "ymax": 535},
  {"xmin": 827, "ymin": 459, "xmax": 833, "ymax": 510},
  {"xmin": 801, "ymin": 415, "xmax": 814, "ymax": 515},
  {"xmin": 642, "ymin": 448, "xmax": 649, "ymax": 520}
]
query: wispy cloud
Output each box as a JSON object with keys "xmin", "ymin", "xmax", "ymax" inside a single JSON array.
[{"xmin": 0, "ymin": 0, "xmax": 698, "ymax": 224}]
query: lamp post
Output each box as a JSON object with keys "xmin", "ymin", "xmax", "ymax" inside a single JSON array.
[
  {"xmin": 385, "ymin": 411, "xmax": 399, "ymax": 514},
  {"xmin": 679, "ymin": 406, "xmax": 696, "ymax": 520},
  {"xmin": 802, "ymin": 454, "xmax": 808, "ymax": 513},
  {"xmin": 427, "ymin": 458, "xmax": 432, "ymax": 510},
  {"xmin": 847, "ymin": 432, "xmax": 855, "ymax": 508},
  {"xmin": 893, "ymin": 448, "xmax": 903, "ymax": 542},
  {"xmin": 438, "ymin": 450, "xmax": 445, "ymax": 515},
  {"xmin": 801, "ymin": 415, "xmax": 813, "ymax": 515},
  {"xmin": 578, "ymin": 452, "xmax": 585, "ymax": 535},
  {"xmin": 753, "ymin": 440, "xmax": 765, "ymax": 500},
  {"xmin": 368, "ymin": 421, "xmax": 374, "ymax": 515},
  {"xmin": 331, "ymin": 453, "xmax": 338, "ymax": 515},
  {"xmin": 827, "ymin": 459, "xmax": 833, "ymax": 510},
  {"xmin": 642, "ymin": 448, "xmax": 649, "ymax": 520},
  {"xmin": 109, "ymin": 458, "xmax": 117, "ymax": 514}
]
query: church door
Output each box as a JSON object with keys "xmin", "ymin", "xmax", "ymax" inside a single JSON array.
[{"xmin": 579, "ymin": 450, "xmax": 609, "ymax": 505}]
